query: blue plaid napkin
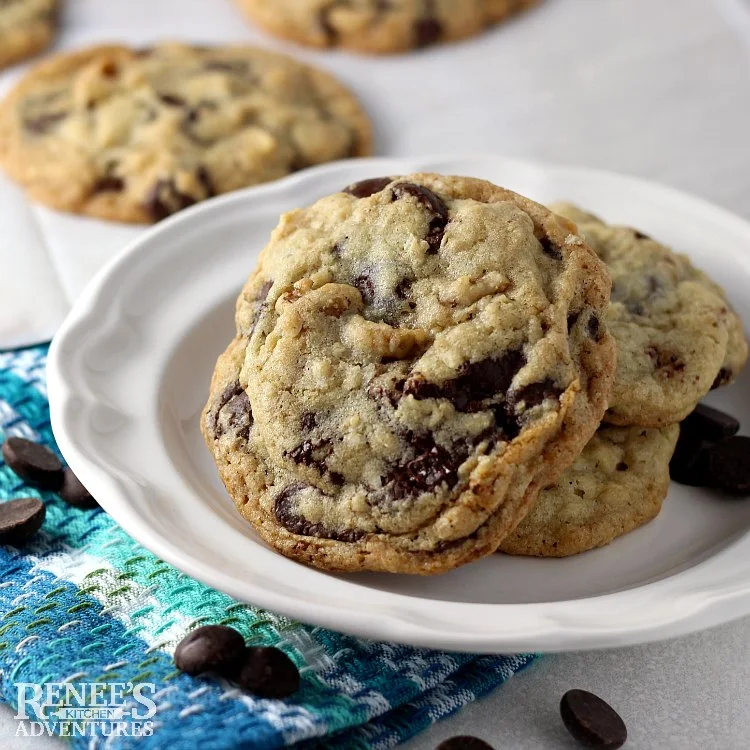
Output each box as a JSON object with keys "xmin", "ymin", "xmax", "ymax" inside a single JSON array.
[{"xmin": 0, "ymin": 345, "xmax": 534, "ymax": 749}]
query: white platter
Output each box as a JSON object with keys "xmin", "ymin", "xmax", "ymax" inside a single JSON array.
[{"xmin": 47, "ymin": 154, "xmax": 750, "ymax": 653}]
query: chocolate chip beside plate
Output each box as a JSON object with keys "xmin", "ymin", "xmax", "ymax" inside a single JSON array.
[
  {"xmin": 705, "ymin": 436, "xmax": 750, "ymax": 496},
  {"xmin": 0, "ymin": 497, "xmax": 46, "ymax": 545},
  {"xmin": 560, "ymin": 689, "xmax": 627, "ymax": 749},
  {"xmin": 2, "ymin": 437, "xmax": 63, "ymax": 490},
  {"xmin": 60, "ymin": 468, "xmax": 99, "ymax": 509},
  {"xmin": 682, "ymin": 403, "xmax": 740, "ymax": 443},
  {"xmin": 174, "ymin": 625, "xmax": 247, "ymax": 677},
  {"xmin": 237, "ymin": 646, "xmax": 300, "ymax": 698},
  {"xmin": 436, "ymin": 737, "xmax": 495, "ymax": 750}
]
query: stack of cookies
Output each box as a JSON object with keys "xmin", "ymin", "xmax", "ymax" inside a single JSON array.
[{"xmin": 201, "ymin": 175, "xmax": 748, "ymax": 573}]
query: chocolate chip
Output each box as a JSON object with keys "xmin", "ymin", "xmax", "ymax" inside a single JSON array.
[
  {"xmin": 343, "ymin": 177, "xmax": 392, "ymax": 198},
  {"xmin": 560, "ymin": 689, "xmax": 627, "ymax": 750},
  {"xmin": 616, "ymin": 462, "xmax": 628, "ymax": 471},
  {"xmin": 395, "ymin": 278, "xmax": 413, "ymax": 299},
  {"xmin": 382, "ymin": 435, "xmax": 467, "ymax": 503},
  {"xmin": 287, "ymin": 440, "xmax": 323, "ymax": 467},
  {"xmin": 237, "ymin": 646, "xmax": 300, "ymax": 698},
  {"xmin": 352, "ymin": 272, "xmax": 376, "ymax": 305},
  {"xmin": 274, "ymin": 485, "xmax": 365, "ymax": 542},
  {"xmin": 59, "ymin": 468, "xmax": 99, "ymax": 509},
  {"xmin": 670, "ymin": 430, "xmax": 710, "ymax": 487},
  {"xmin": 437, "ymin": 738, "xmax": 495, "ymax": 750},
  {"xmin": 633, "ymin": 229, "xmax": 651, "ymax": 240},
  {"xmin": 196, "ymin": 166, "xmax": 215, "ymax": 198},
  {"xmin": 92, "ymin": 176, "xmax": 125, "ymax": 193},
  {"xmin": 509, "ymin": 379, "xmax": 563, "ymax": 412},
  {"xmin": 539, "ymin": 236, "xmax": 562, "ymax": 260},
  {"xmin": 391, "ymin": 182, "xmax": 449, "ymax": 253},
  {"xmin": 0, "ymin": 498, "xmax": 45, "ymax": 545},
  {"xmin": 711, "ymin": 368, "xmax": 733, "ymax": 390},
  {"xmin": 415, "ymin": 17, "xmax": 443, "ymax": 47},
  {"xmin": 683, "ymin": 404, "xmax": 740, "ymax": 443},
  {"xmin": 145, "ymin": 179, "xmax": 196, "ymax": 221},
  {"xmin": 301, "ymin": 412, "xmax": 317, "ymax": 431},
  {"xmin": 212, "ymin": 382, "xmax": 253, "ymax": 440},
  {"xmin": 587, "ymin": 314, "xmax": 603, "ymax": 341},
  {"xmin": 2, "ymin": 438, "xmax": 63, "ymax": 490},
  {"xmin": 567, "ymin": 311, "xmax": 581, "ymax": 332},
  {"xmin": 647, "ymin": 347, "xmax": 685, "ymax": 377},
  {"xmin": 405, "ymin": 349, "xmax": 526, "ymax": 413},
  {"xmin": 23, "ymin": 111, "xmax": 66, "ymax": 134},
  {"xmin": 706, "ymin": 436, "xmax": 750, "ymax": 496},
  {"xmin": 158, "ymin": 93, "xmax": 186, "ymax": 107},
  {"xmin": 174, "ymin": 625, "xmax": 246, "ymax": 677}
]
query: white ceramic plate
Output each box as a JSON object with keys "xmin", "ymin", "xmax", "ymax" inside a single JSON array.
[{"xmin": 47, "ymin": 154, "xmax": 750, "ymax": 653}]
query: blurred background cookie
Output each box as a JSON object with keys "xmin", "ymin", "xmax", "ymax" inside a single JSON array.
[
  {"xmin": 0, "ymin": 0, "xmax": 57, "ymax": 70},
  {"xmin": 233, "ymin": 0, "xmax": 542, "ymax": 54},
  {"xmin": 0, "ymin": 42, "xmax": 372, "ymax": 222}
]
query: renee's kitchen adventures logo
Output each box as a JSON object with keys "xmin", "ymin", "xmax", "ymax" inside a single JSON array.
[{"xmin": 14, "ymin": 681, "xmax": 156, "ymax": 738}]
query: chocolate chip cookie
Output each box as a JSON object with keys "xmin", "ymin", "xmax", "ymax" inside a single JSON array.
[
  {"xmin": 0, "ymin": 0, "xmax": 57, "ymax": 70},
  {"xmin": 234, "ymin": 0, "xmax": 542, "ymax": 55},
  {"xmin": 553, "ymin": 204, "xmax": 748, "ymax": 427},
  {"xmin": 203, "ymin": 175, "xmax": 615, "ymax": 574},
  {"xmin": 0, "ymin": 43, "xmax": 372, "ymax": 223},
  {"xmin": 500, "ymin": 423, "xmax": 679, "ymax": 557}
]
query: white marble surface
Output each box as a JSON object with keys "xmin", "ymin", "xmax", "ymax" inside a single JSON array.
[{"xmin": 2, "ymin": 0, "xmax": 750, "ymax": 747}]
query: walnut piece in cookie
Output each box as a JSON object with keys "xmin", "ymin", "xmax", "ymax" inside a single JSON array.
[
  {"xmin": 0, "ymin": 0, "xmax": 57, "ymax": 70},
  {"xmin": 553, "ymin": 204, "xmax": 748, "ymax": 427},
  {"xmin": 203, "ymin": 174, "xmax": 616, "ymax": 574},
  {"xmin": 233, "ymin": 0, "xmax": 543, "ymax": 55},
  {"xmin": 0, "ymin": 43, "xmax": 373, "ymax": 223}
]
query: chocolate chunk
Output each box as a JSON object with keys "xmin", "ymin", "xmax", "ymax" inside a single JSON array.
[
  {"xmin": 711, "ymin": 368, "xmax": 733, "ymax": 390},
  {"xmin": 587, "ymin": 314, "xmax": 603, "ymax": 341},
  {"xmin": 405, "ymin": 349, "xmax": 526, "ymax": 412},
  {"xmin": 196, "ymin": 166, "xmax": 215, "ymax": 198},
  {"xmin": 145, "ymin": 179, "xmax": 196, "ymax": 221},
  {"xmin": 352, "ymin": 272, "xmax": 376, "ymax": 305},
  {"xmin": 670, "ymin": 430, "xmax": 710, "ymax": 487},
  {"xmin": 301, "ymin": 412, "xmax": 317, "ymax": 431},
  {"xmin": 382, "ymin": 436, "xmax": 467, "ymax": 502},
  {"xmin": 212, "ymin": 382, "xmax": 253, "ymax": 440},
  {"xmin": 343, "ymin": 177, "xmax": 392, "ymax": 198},
  {"xmin": 92, "ymin": 176, "xmax": 125, "ymax": 193},
  {"xmin": 706, "ymin": 436, "xmax": 750, "ymax": 496},
  {"xmin": 647, "ymin": 347, "xmax": 685, "ymax": 377},
  {"xmin": 437, "ymin": 738, "xmax": 495, "ymax": 750},
  {"xmin": 174, "ymin": 625, "xmax": 246, "ymax": 677},
  {"xmin": 509, "ymin": 379, "xmax": 562, "ymax": 412},
  {"xmin": 414, "ymin": 17, "xmax": 443, "ymax": 47},
  {"xmin": 158, "ymin": 93, "xmax": 186, "ymax": 107},
  {"xmin": 274, "ymin": 485, "xmax": 365, "ymax": 542},
  {"xmin": 59, "ymin": 468, "xmax": 99, "ymax": 509},
  {"xmin": 2, "ymin": 438, "xmax": 63, "ymax": 490},
  {"xmin": 490, "ymin": 404, "xmax": 522, "ymax": 442},
  {"xmin": 539, "ymin": 236, "xmax": 562, "ymax": 261},
  {"xmin": 683, "ymin": 404, "xmax": 740, "ymax": 443},
  {"xmin": 560, "ymin": 689, "xmax": 627, "ymax": 750},
  {"xmin": 24, "ymin": 111, "xmax": 66, "ymax": 134},
  {"xmin": 395, "ymin": 278, "xmax": 413, "ymax": 299},
  {"xmin": 237, "ymin": 646, "xmax": 300, "ymax": 699},
  {"xmin": 0, "ymin": 497, "xmax": 45, "ymax": 545},
  {"xmin": 391, "ymin": 182, "xmax": 449, "ymax": 253}
]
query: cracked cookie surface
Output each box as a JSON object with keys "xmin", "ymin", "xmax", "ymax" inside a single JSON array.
[
  {"xmin": 553, "ymin": 204, "xmax": 748, "ymax": 427},
  {"xmin": 0, "ymin": 43, "xmax": 372, "ymax": 222},
  {"xmin": 500, "ymin": 423, "xmax": 679, "ymax": 557},
  {"xmin": 234, "ymin": 0, "xmax": 542, "ymax": 54},
  {"xmin": 0, "ymin": 0, "xmax": 56, "ymax": 70},
  {"xmin": 203, "ymin": 174, "xmax": 615, "ymax": 574}
]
